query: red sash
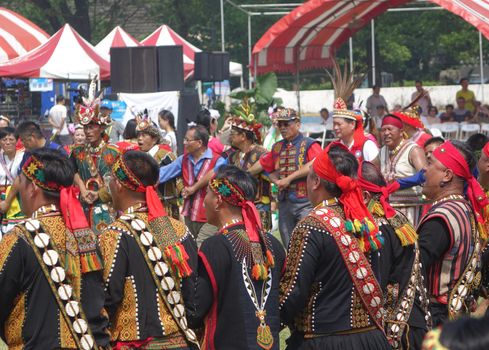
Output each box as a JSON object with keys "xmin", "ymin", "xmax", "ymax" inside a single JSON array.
[{"xmin": 310, "ymin": 206, "xmax": 385, "ymax": 332}]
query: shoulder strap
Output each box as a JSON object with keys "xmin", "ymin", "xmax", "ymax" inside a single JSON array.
[
  {"xmin": 310, "ymin": 207, "xmax": 386, "ymax": 333},
  {"xmin": 112, "ymin": 215, "xmax": 200, "ymax": 348},
  {"xmin": 18, "ymin": 219, "xmax": 99, "ymax": 350},
  {"xmin": 385, "ymin": 243, "xmax": 431, "ymax": 349},
  {"xmin": 447, "ymin": 213, "xmax": 481, "ymax": 319}
]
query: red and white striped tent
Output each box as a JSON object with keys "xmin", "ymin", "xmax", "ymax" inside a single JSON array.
[
  {"xmin": 252, "ymin": 0, "xmax": 489, "ymax": 75},
  {"xmin": 95, "ymin": 25, "xmax": 140, "ymax": 57},
  {"xmin": 0, "ymin": 24, "xmax": 110, "ymax": 80},
  {"xmin": 0, "ymin": 7, "xmax": 49, "ymax": 63},
  {"xmin": 141, "ymin": 24, "xmax": 199, "ymax": 80}
]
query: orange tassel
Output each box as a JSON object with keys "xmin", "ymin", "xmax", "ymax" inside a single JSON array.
[{"xmin": 266, "ymin": 250, "xmax": 275, "ymax": 267}]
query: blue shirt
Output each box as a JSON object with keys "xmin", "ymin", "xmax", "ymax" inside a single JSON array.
[{"xmin": 159, "ymin": 148, "xmax": 225, "ymax": 183}]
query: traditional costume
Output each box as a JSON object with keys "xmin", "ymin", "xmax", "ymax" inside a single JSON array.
[
  {"xmin": 380, "ymin": 115, "xmax": 424, "ymax": 226},
  {"xmin": 280, "ymin": 145, "xmax": 390, "ymax": 350},
  {"xmin": 418, "ymin": 141, "xmax": 486, "ymax": 326},
  {"xmin": 358, "ymin": 173, "xmax": 431, "ymax": 349},
  {"xmin": 390, "ymin": 106, "xmax": 431, "ymax": 148},
  {"xmin": 0, "ymin": 155, "xmax": 109, "ymax": 349},
  {"xmin": 98, "ymin": 155, "xmax": 199, "ymax": 349},
  {"xmin": 136, "ymin": 115, "xmax": 182, "ymax": 220},
  {"xmin": 70, "ymin": 86, "xmax": 120, "ymax": 234},
  {"xmin": 226, "ymin": 102, "xmax": 272, "ymax": 231},
  {"xmin": 328, "ymin": 61, "xmax": 379, "ymax": 163},
  {"xmin": 186, "ymin": 174, "xmax": 285, "ymax": 350},
  {"xmin": 259, "ymin": 108, "xmax": 321, "ymax": 248}
]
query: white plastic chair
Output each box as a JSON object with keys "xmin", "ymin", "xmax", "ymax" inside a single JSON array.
[
  {"xmin": 438, "ymin": 123, "xmax": 460, "ymax": 140},
  {"xmin": 480, "ymin": 123, "xmax": 489, "ymax": 137},
  {"xmin": 459, "ymin": 123, "xmax": 480, "ymax": 141}
]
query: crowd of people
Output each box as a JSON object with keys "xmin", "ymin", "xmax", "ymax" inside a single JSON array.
[
  {"xmin": 365, "ymin": 78, "xmax": 489, "ymax": 126},
  {"xmin": 0, "ymin": 70, "xmax": 488, "ymax": 350}
]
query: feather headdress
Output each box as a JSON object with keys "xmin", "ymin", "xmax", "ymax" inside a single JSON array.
[
  {"xmin": 230, "ymin": 100, "xmax": 263, "ymax": 144},
  {"xmin": 77, "ymin": 75, "xmax": 111, "ymax": 126}
]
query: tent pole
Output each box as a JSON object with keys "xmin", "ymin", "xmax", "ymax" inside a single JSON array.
[
  {"xmin": 371, "ymin": 19, "xmax": 376, "ymax": 86},
  {"xmin": 349, "ymin": 37, "xmax": 353, "ymax": 72},
  {"xmin": 480, "ymin": 31, "xmax": 485, "ymax": 104},
  {"xmin": 248, "ymin": 14, "xmax": 252, "ymax": 89},
  {"xmin": 296, "ymin": 56, "xmax": 301, "ymax": 115},
  {"xmin": 220, "ymin": 0, "xmax": 225, "ymax": 51}
]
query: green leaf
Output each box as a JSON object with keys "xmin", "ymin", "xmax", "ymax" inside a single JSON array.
[{"xmin": 255, "ymin": 73, "xmax": 278, "ymax": 104}]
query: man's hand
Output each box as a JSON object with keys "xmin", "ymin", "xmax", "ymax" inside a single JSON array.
[
  {"xmin": 0, "ymin": 201, "xmax": 8, "ymax": 214},
  {"xmin": 275, "ymin": 177, "xmax": 291, "ymax": 191},
  {"xmin": 182, "ymin": 186, "xmax": 197, "ymax": 199},
  {"xmin": 81, "ymin": 190, "xmax": 98, "ymax": 204}
]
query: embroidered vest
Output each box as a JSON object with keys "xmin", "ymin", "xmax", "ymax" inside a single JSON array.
[
  {"xmin": 181, "ymin": 152, "xmax": 219, "ymax": 222},
  {"xmin": 418, "ymin": 200, "xmax": 475, "ymax": 299},
  {"xmin": 272, "ymin": 135, "xmax": 315, "ymax": 199},
  {"xmin": 228, "ymin": 146, "xmax": 271, "ymax": 205}
]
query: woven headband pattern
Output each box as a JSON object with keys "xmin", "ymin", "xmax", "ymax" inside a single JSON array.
[{"xmin": 22, "ymin": 156, "xmax": 61, "ymax": 192}]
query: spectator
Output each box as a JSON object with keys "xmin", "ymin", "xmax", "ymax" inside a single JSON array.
[
  {"xmin": 440, "ymin": 104, "xmax": 455, "ymax": 122},
  {"xmin": 473, "ymin": 101, "xmax": 489, "ymax": 124},
  {"xmin": 0, "ymin": 115, "xmax": 10, "ymax": 128},
  {"xmin": 196, "ymin": 108, "xmax": 225, "ymax": 154},
  {"xmin": 411, "ymin": 80, "xmax": 432, "ymax": 117},
  {"xmin": 319, "ymin": 107, "xmax": 333, "ymax": 129},
  {"xmin": 48, "ymin": 95, "xmax": 70, "ymax": 146},
  {"xmin": 100, "ymin": 102, "xmax": 124, "ymax": 143},
  {"xmin": 456, "ymin": 78, "xmax": 476, "ymax": 113},
  {"xmin": 425, "ymin": 106, "xmax": 440, "ymax": 126},
  {"xmin": 453, "ymin": 97, "xmax": 472, "ymax": 122},
  {"xmin": 158, "ymin": 109, "xmax": 177, "ymax": 153},
  {"xmin": 393, "ymin": 104, "xmax": 402, "ymax": 112},
  {"xmin": 375, "ymin": 104, "xmax": 388, "ymax": 127},
  {"xmin": 366, "ymin": 85, "xmax": 388, "ymax": 119}
]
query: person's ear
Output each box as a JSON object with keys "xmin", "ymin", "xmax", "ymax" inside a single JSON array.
[
  {"xmin": 443, "ymin": 168, "xmax": 454, "ymax": 183},
  {"xmin": 362, "ymin": 190, "xmax": 372, "ymax": 205}
]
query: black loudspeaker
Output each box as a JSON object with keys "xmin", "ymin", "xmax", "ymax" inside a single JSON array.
[
  {"xmin": 177, "ymin": 88, "xmax": 200, "ymax": 155},
  {"xmin": 157, "ymin": 46, "xmax": 184, "ymax": 91},
  {"xmin": 110, "ymin": 47, "xmax": 158, "ymax": 93},
  {"xmin": 194, "ymin": 52, "xmax": 230, "ymax": 82}
]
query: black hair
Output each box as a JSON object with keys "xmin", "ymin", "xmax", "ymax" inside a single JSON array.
[
  {"xmin": 424, "ymin": 136, "xmax": 445, "ymax": 149},
  {"xmin": 415, "ymin": 80, "xmax": 422, "ymax": 84},
  {"xmin": 466, "ymin": 133, "xmax": 489, "ymax": 153},
  {"xmin": 0, "ymin": 126, "xmax": 17, "ymax": 140},
  {"xmin": 459, "ymin": 77, "xmax": 469, "ymax": 84},
  {"xmin": 188, "ymin": 125, "xmax": 209, "ymax": 147},
  {"xmin": 56, "ymin": 95, "xmax": 65, "ymax": 103},
  {"xmin": 232, "ymin": 126, "xmax": 255, "ymax": 142},
  {"xmin": 446, "ymin": 104, "xmax": 454, "ymax": 109},
  {"xmin": 159, "ymin": 109, "xmax": 176, "ymax": 131},
  {"xmin": 372, "ymin": 84, "xmax": 379, "ymax": 89},
  {"xmin": 16, "ymin": 121, "xmax": 43, "ymax": 139},
  {"xmin": 123, "ymin": 150, "xmax": 159, "ymax": 187},
  {"xmin": 451, "ymin": 140, "xmax": 476, "ymax": 173},
  {"xmin": 320, "ymin": 108, "xmax": 329, "ymax": 114},
  {"xmin": 319, "ymin": 145, "xmax": 358, "ymax": 197},
  {"xmin": 123, "ymin": 119, "xmax": 138, "ymax": 140},
  {"xmin": 28, "ymin": 148, "xmax": 74, "ymax": 200},
  {"xmin": 214, "ymin": 165, "xmax": 258, "ymax": 202},
  {"xmin": 361, "ymin": 161, "xmax": 387, "ymax": 187},
  {"xmin": 196, "ymin": 109, "xmax": 212, "ymax": 133},
  {"xmin": 429, "ymin": 106, "xmax": 438, "ymax": 114},
  {"xmin": 439, "ymin": 315, "xmax": 489, "ymax": 350}
]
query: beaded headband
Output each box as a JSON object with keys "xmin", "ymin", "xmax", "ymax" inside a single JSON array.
[
  {"xmin": 22, "ymin": 155, "xmax": 61, "ymax": 192},
  {"xmin": 112, "ymin": 156, "xmax": 146, "ymax": 193},
  {"xmin": 209, "ymin": 177, "xmax": 246, "ymax": 207}
]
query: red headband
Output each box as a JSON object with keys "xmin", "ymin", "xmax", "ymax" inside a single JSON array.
[
  {"xmin": 209, "ymin": 176, "xmax": 261, "ymax": 242},
  {"xmin": 357, "ymin": 175, "xmax": 400, "ymax": 219},
  {"xmin": 391, "ymin": 111, "xmax": 424, "ymax": 129},
  {"xmin": 433, "ymin": 141, "xmax": 488, "ymax": 233},
  {"xmin": 112, "ymin": 156, "xmax": 167, "ymax": 221},
  {"xmin": 483, "ymin": 142, "xmax": 489, "ymax": 159},
  {"xmin": 382, "ymin": 115, "xmax": 403, "ymax": 129},
  {"xmin": 313, "ymin": 145, "xmax": 382, "ymax": 252}
]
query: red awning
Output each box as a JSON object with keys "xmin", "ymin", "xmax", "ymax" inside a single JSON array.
[{"xmin": 252, "ymin": 0, "xmax": 489, "ymax": 75}]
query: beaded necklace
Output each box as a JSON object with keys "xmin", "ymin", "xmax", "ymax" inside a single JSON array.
[
  {"xmin": 32, "ymin": 204, "xmax": 59, "ymax": 218},
  {"xmin": 432, "ymin": 194, "xmax": 465, "ymax": 207},
  {"xmin": 219, "ymin": 218, "xmax": 243, "ymax": 234}
]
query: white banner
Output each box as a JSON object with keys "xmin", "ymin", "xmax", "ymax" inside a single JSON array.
[{"xmin": 118, "ymin": 91, "xmax": 179, "ymax": 127}]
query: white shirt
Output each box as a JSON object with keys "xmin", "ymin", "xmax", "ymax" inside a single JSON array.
[
  {"xmin": 49, "ymin": 104, "xmax": 69, "ymax": 135},
  {"xmin": 342, "ymin": 139, "xmax": 379, "ymax": 162},
  {"xmin": 163, "ymin": 130, "xmax": 177, "ymax": 154},
  {"xmin": 0, "ymin": 150, "xmax": 24, "ymax": 186}
]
